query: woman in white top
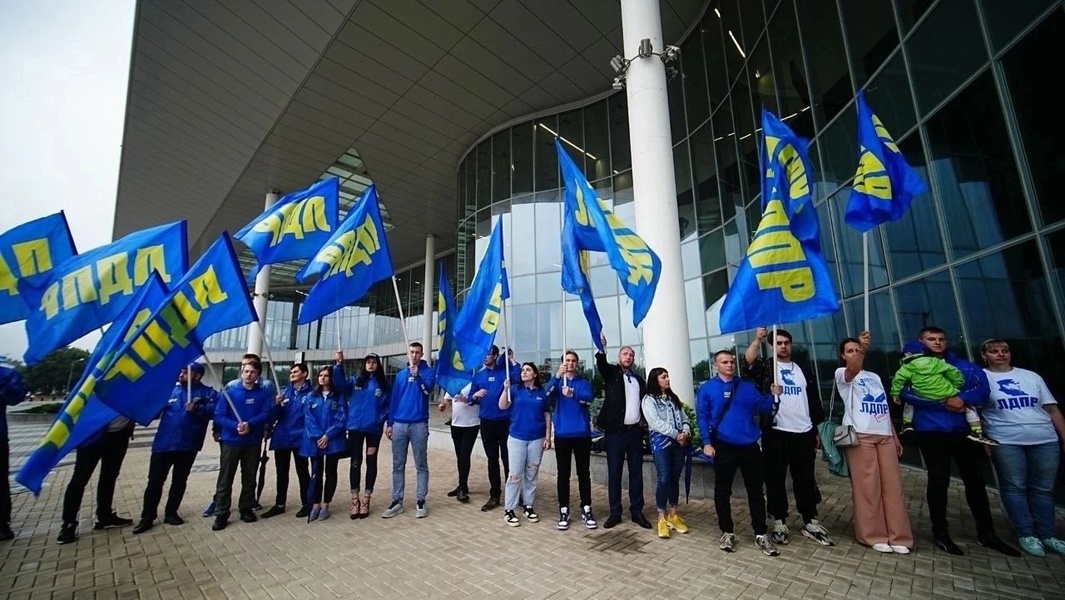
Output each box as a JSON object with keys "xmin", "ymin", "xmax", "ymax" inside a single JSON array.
[
  {"xmin": 835, "ymin": 332, "xmax": 913, "ymax": 554},
  {"xmin": 980, "ymin": 339, "xmax": 1065, "ymax": 557},
  {"xmin": 438, "ymin": 383, "xmax": 479, "ymax": 503}
]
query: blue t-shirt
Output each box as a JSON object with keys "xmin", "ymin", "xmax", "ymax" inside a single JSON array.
[
  {"xmin": 982, "ymin": 368, "xmax": 1058, "ymax": 446},
  {"xmin": 508, "ymin": 385, "xmax": 550, "ymax": 442}
]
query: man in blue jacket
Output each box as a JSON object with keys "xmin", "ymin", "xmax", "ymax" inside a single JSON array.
[
  {"xmin": 900, "ymin": 326, "xmax": 1019, "ymax": 556},
  {"xmin": 697, "ymin": 350, "xmax": 781, "ymax": 556},
  {"xmin": 382, "ymin": 342, "xmax": 436, "ymax": 519},
  {"xmin": 465, "ymin": 345, "xmax": 518, "ymax": 511},
  {"xmin": 260, "ymin": 363, "xmax": 312, "ymax": 520},
  {"xmin": 0, "ymin": 365, "xmax": 26, "ymax": 541},
  {"xmin": 132, "ymin": 363, "xmax": 218, "ymax": 534},
  {"xmin": 546, "ymin": 350, "xmax": 597, "ymax": 530},
  {"xmin": 211, "ymin": 360, "xmax": 274, "ymax": 531}
]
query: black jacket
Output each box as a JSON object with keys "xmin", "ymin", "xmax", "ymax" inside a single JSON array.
[{"xmin": 594, "ymin": 351, "xmax": 647, "ymax": 433}]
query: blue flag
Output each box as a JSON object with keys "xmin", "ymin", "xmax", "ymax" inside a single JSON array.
[
  {"xmin": 845, "ymin": 90, "xmax": 928, "ymax": 232},
  {"xmin": 296, "ymin": 185, "xmax": 394, "ymax": 325},
  {"xmin": 561, "ymin": 217, "xmax": 605, "ymax": 352},
  {"xmin": 0, "ymin": 212, "xmax": 77, "ymax": 325},
  {"xmin": 93, "ymin": 233, "xmax": 256, "ymax": 424},
  {"xmin": 234, "ymin": 178, "xmax": 340, "ymax": 270},
  {"xmin": 555, "ymin": 138, "xmax": 660, "ymax": 327},
  {"xmin": 434, "ymin": 262, "xmax": 473, "ymax": 397},
  {"xmin": 760, "ymin": 109, "xmax": 819, "ymax": 242},
  {"xmin": 16, "ymin": 273, "xmax": 169, "ymax": 495},
  {"xmin": 19, "ymin": 221, "xmax": 188, "ymax": 365},
  {"xmin": 451, "ymin": 220, "xmax": 510, "ymax": 373},
  {"xmin": 719, "ymin": 115, "xmax": 840, "ymax": 334}
]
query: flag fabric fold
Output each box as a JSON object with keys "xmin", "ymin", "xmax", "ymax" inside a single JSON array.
[
  {"xmin": 16, "ymin": 273, "xmax": 170, "ymax": 495},
  {"xmin": 561, "ymin": 217, "xmax": 605, "ymax": 352},
  {"xmin": 0, "ymin": 212, "xmax": 77, "ymax": 326},
  {"xmin": 234, "ymin": 178, "xmax": 340, "ymax": 270},
  {"xmin": 296, "ymin": 184, "xmax": 394, "ymax": 325},
  {"xmin": 844, "ymin": 90, "xmax": 928, "ymax": 232},
  {"xmin": 18, "ymin": 221, "xmax": 188, "ymax": 365},
  {"xmin": 92, "ymin": 233, "xmax": 256, "ymax": 425},
  {"xmin": 449, "ymin": 220, "xmax": 510, "ymax": 376}
]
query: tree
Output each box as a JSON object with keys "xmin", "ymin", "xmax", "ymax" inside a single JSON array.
[{"xmin": 20, "ymin": 347, "xmax": 91, "ymax": 396}]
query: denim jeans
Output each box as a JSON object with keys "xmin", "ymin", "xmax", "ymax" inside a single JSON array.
[
  {"xmin": 391, "ymin": 421, "xmax": 429, "ymax": 504},
  {"xmin": 990, "ymin": 442, "xmax": 1060, "ymax": 538},
  {"xmin": 504, "ymin": 437, "xmax": 544, "ymax": 511},
  {"xmin": 651, "ymin": 443, "xmax": 684, "ymax": 512}
]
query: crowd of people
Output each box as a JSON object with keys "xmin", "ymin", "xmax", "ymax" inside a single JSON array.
[{"xmin": 0, "ymin": 325, "xmax": 1062, "ymax": 559}]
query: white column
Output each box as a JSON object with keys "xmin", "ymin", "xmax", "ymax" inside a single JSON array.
[
  {"xmin": 620, "ymin": 0, "xmax": 694, "ymax": 403},
  {"xmin": 246, "ymin": 190, "xmax": 279, "ymax": 356},
  {"xmin": 421, "ymin": 234, "xmax": 436, "ymax": 354}
]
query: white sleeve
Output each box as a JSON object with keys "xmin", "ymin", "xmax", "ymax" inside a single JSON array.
[{"xmin": 1036, "ymin": 373, "xmax": 1058, "ymax": 406}]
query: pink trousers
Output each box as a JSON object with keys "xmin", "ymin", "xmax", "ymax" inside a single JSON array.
[{"xmin": 845, "ymin": 433, "xmax": 914, "ymax": 548}]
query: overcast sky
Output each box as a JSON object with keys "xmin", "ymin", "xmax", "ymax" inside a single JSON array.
[{"xmin": 0, "ymin": 0, "xmax": 135, "ymax": 360}]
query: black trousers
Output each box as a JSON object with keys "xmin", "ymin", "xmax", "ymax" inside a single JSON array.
[
  {"xmin": 604, "ymin": 426, "xmax": 645, "ymax": 517},
  {"xmin": 62, "ymin": 429, "xmax": 131, "ymax": 525},
  {"xmin": 762, "ymin": 428, "xmax": 819, "ymax": 523},
  {"xmin": 714, "ymin": 440, "xmax": 768, "ymax": 535},
  {"xmin": 480, "ymin": 418, "xmax": 510, "ymax": 499},
  {"xmin": 0, "ymin": 442, "xmax": 10, "ymax": 526},
  {"xmin": 555, "ymin": 436, "xmax": 592, "ymax": 508},
  {"xmin": 917, "ymin": 431, "xmax": 996, "ymax": 537},
  {"xmin": 140, "ymin": 450, "xmax": 197, "ymax": 521},
  {"xmin": 214, "ymin": 443, "xmax": 259, "ymax": 516},
  {"xmin": 309, "ymin": 454, "xmax": 341, "ymax": 504},
  {"xmin": 450, "ymin": 425, "xmax": 480, "ymax": 493},
  {"xmin": 273, "ymin": 448, "xmax": 309, "ymax": 508},
  {"xmin": 347, "ymin": 431, "xmax": 382, "ymax": 494}
]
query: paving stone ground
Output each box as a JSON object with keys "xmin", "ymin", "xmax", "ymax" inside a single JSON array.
[{"xmin": 2, "ymin": 417, "xmax": 1064, "ymax": 599}]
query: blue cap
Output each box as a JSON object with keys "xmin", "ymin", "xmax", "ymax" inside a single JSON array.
[{"xmin": 186, "ymin": 362, "xmax": 205, "ymax": 376}]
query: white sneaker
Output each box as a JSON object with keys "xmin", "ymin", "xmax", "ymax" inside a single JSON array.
[
  {"xmin": 872, "ymin": 543, "xmax": 894, "ymax": 553},
  {"xmin": 890, "ymin": 545, "xmax": 911, "ymax": 554},
  {"xmin": 771, "ymin": 520, "xmax": 790, "ymax": 545}
]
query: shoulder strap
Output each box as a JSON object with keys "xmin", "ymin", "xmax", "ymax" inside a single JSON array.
[
  {"xmin": 827, "ymin": 378, "xmax": 839, "ymax": 421},
  {"xmin": 711, "ymin": 379, "xmax": 739, "ymax": 434}
]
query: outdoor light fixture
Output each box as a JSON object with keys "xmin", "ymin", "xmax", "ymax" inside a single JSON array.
[
  {"xmin": 638, "ymin": 38, "xmax": 653, "ymax": 58},
  {"xmin": 610, "ymin": 55, "xmax": 628, "ymax": 73},
  {"xmin": 608, "ymin": 40, "xmax": 681, "ymax": 91}
]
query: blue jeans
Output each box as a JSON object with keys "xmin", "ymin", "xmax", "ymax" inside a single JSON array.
[
  {"xmin": 504, "ymin": 438, "xmax": 544, "ymax": 511},
  {"xmin": 990, "ymin": 442, "xmax": 1060, "ymax": 538},
  {"xmin": 652, "ymin": 444, "xmax": 684, "ymax": 512},
  {"xmin": 390, "ymin": 422, "xmax": 429, "ymax": 504}
]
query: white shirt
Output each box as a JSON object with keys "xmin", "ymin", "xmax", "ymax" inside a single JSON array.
[
  {"xmin": 622, "ymin": 370, "xmax": 641, "ymax": 425},
  {"xmin": 834, "ymin": 368, "xmax": 892, "ymax": 436},
  {"xmin": 773, "ymin": 361, "xmax": 813, "ymax": 433},
  {"xmin": 448, "ymin": 384, "xmax": 480, "ymax": 428},
  {"xmin": 983, "ymin": 368, "xmax": 1058, "ymax": 446}
]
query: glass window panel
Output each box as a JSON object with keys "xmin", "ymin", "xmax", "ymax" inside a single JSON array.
[
  {"xmin": 723, "ymin": 209, "xmax": 746, "ymax": 268},
  {"xmin": 926, "ymin": 72, "xmax": 1030, "ymax": 259},
  {"xmin": 686, "ymin": 277, "xmax": 708, "ymax": 338},
  {"xmin": 590, "ymin": 266, "xmax": 620, "ymax": 298},
  {"xmin": 734, "ymin": 72, "xmax": 761, "ymax": 205},
  {"xmin": 1044, "ymin": 229, "xmax": 1065, "ymax": 336},
  {"xmin": 537, "ymin": 302, "xmax": 562, "ymax": 353},
  {"xmin": 559, "ymin": 109, "xmax": 584, "ymax": 175},
  {"xmin": 675, "ymin": 141, "xmax": 697, "ymax": 242},
  {"xmin": 840, "ymin": 0, "xmax": 900, "ymax": 87},
  {"xmin": 534, "ymin": 194, "xmax": 562, "ymax": 271},
  {"xmin": 955, "ymin": 241, "xmax": 1063, "ymax": 384},
  {"xmin": 536, "ymin": 272, "xmax": 561, "ymax": 304},
  {"xmin": 509, "ymin": 275, "xmax": 535, "ymax": 305},
  {"xmin": 748, "ymin": 38, "xmax": 776, "ymax": 114},
  {"xmin": 883, "ymin": 134, "xmax": 944, "ymax": 279},
  {"xmin": 691, "ymin": 338, "xmax": 711, "ymax": 388},
  {"xmin": 699, "ymin": 229, "xmax": 726, "ymax": 274},
  {"xmin": 906, "ymin": 0, "xmax": 986, "ymax": 115},
  {"xmin": 702, "ymin": 270, "xmax": 729, "ymax": 335},
  {"xmin": 807, "ymin": 307, "xmax": 853, "ymax": 391},
  {"xmin": 682, "ymin": 31, "xmax": 710, "ymax": 128},
  {"xmin": 602, "ymin": 295, "xmax": 625, "ymax": 348},
  {"xmin": 691, "ymin": 122, "xmax": 722, "ymax": 235},
  {"xmin": 818, "ymin": 102, "xmax": 857, "ymax": 196},
  {"xmin": 716, "ymin": 0, "xmax": 747, "ymax": 84},
  {"xmin": 815, "ymin": 200, "xmax": 842, "ymax": 297},
  {"xmin": 714, "ymin": 102, "xmax": 743, "ymax": 224},
  {"xmin": 1001, "ymin": 10, "xmax": 1065, "ymax": 226},
  {"xmin": 842, "ymin": 290, "xmax": 900, "ymax": 377},
  {"xmin": 584, "ymin": 100, "xmax": 611, "ymax": 182},
  {"xmin": 491, "ymin": 130, "xmax": 510, "ymax": 202},
  {"xmin": 668, "ymin": 65, "xmax": 686, "ymax": 143},
  {"xmin": 831, "ymin": 193, "xmax": 889, "ymax": 298},
  {"xmin": 768, "ymin": 0, "xmax": 815, "ymax": 139},
  {"xmin": 534, "ymin": 116, "xmax": 559, "ymax": 191},
  {"xmin": 512, "ymin": 121, "xmax": 534, "ymax": 194},
  {"xmin": 702, "ymin": 12, "xmax": 730, "ymax": 109},
  {"xmin": 509, "ymin": 198, "xmax": 536, "ymax": 276},
  {"xmin": 896, "ymin": 0, "xmax": 936, "ymax": 32},
  {"xmin": 609, "ymin": 93, "xmax": 631, "ymax": 173},
  {"xmin": 980, "ymin": 0, "xmax": 1057, "ymax": 51},
  {"xmin": 511, "ymin": 303, "xmax": 538, "ymax": 352},
  {"xmin": 863, "ymin": 50, "xmax": 916, "ymax": 136},
  {"xmin": 681, "ymin": 238, "xmax": 700, "ymax": 280},
  {"xmin": 475, "ymin": 143, "xmax": 490, "ymax": 212},
  {"xmin": 740, "ymin": 0, "xmax": 766, "ymax": 47},
  {"xmin": 795, "ymin": 0, "xmax": 851, "ymax": 126},
  {"xmin": 895, "ymin": 269, "xmax": 962, "ymax": 340}
]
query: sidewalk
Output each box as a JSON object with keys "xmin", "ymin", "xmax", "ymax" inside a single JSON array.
[{"xmin": 2, "ymin": 418, "xmax": 1063, "ymax": 599}]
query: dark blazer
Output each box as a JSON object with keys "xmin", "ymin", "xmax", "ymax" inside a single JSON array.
[{"xmin": 594, "ymin": 351, "xmax": 647, "ymax": 433}]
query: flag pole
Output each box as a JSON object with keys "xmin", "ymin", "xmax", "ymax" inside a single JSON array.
[
  {"xmin": 772, "ymin": 324, "xmax": 779, "ymax": 387},
  {"xmin": 862, "ymin": 231, "xmax": 870, "ymax": 332},
  {"xmin": 334, "ymin": 309, "xmax": 342, "ymax": 351},
  {"xmin": 201, "ymin": 352, "xmax": 244, "ymax": 422},
  {"xmin": 254, "ymin": 320, "xmax": 282, "ymax": 393},
  {"xmin": 391, "ymin": 276, "xmax": 412, "ymax": 367},
  {"xmin": 501, "ymin": 296, "xmax": 513, "ymax": 389}
]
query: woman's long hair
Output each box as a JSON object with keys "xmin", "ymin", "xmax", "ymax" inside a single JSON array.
[
  {"xmin": 356, "ymin": 356, "xmax": 391, "ymax": 395},
  {"xmin": 645, "ymin": 367, "xmax": 682, "ymax": 410},
  {"xmin": 314, "ymin": 366, "xmax": 333, "ymax": 395},
  {"xmin": 521, "ymin": 362, "xmax": 542, "ymax": 389}
]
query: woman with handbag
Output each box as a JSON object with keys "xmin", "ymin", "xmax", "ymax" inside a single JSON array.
[{"xmin": 836, "ymin": 332, "xmax": 913, "ymax": 554}]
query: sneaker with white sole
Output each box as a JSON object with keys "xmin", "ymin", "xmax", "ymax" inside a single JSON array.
[
  {"xmin": 967, "ymin": 431, "xmax": 1000, "ymax": 446},
  {"xmin": 504, "ymin": 510, "xmax": 520, "ymax": 527},
  {"xmin": 871, "ymin": 543, "xmax": 893, "ymax": 553},
  {"xmin": 1018, "ymin": 536, "xmax": 1046, "ymax": 557},
  {"xmin": 890, "ymin": 545, "xmax": 911, "ymax": 554},
  {"xmin": 719, "ymin": 532, "xmax": 736, "ymax": 552},
  {"xmin": 771, "ymin": 520, "xmax": 790, "ymax": 545},
  {"xmin": 415, "ymin": 501, "xmax": 428, "ymax": 518},
  {"xmin": 381, "ymin": 501, "xmax": 404, "ymax": 518},
  {"xmin": 1042, "ymin": 537, "xmax": 1065, "ymax": 555},
  {"xmin": 802, "ymin": 520, "xmax": 836, "ymax": 546},
  {"xmin": 581, "ymin": 506, "xmax": 598, "ymax": 530},
  {"xmin": 756, "ymin": 534, "xmax": 780, "ymax": 556},
  {"xmin": 523, "ymin": 506, "xmax": 539, "ymax": 523},
  {"xmin": 557, "ymin": 507, "xmax": 570, "ymax": 531}
]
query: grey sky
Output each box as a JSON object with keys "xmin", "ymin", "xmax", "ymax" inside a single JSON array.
[{"xmin": 0, "ymin": 0, "xmax": 135, "ymax": 360}]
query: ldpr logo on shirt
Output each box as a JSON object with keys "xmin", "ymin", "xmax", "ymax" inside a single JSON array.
[
  {"xmin": 779, "ymin": 368, "xmax": 802, "ymax": 396},
  {"xmin": 996, "ymin": 379, "xmax": 1038, "ymax": 410}
]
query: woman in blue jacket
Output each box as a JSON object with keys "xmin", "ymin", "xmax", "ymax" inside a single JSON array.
[
  {"xmin": 335, "ymin": 351, "xmax": 390, "ymax": 519},
  {"xmin": 301, "ymin": 366, "xmax": 348, "ymax": 521}
]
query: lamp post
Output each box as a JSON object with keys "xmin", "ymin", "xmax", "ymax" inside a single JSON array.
[{"xmin": 65, "ymin": 357, "xmax": 86, "ymax": 395}]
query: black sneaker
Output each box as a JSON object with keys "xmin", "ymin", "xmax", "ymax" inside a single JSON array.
[
  {"xmin": 252, "ymin": 501, "xmax": 263, "ymax": 511},
  {"xmin": 295, "ymin": 505, "xmax": 311, "ymax": 519},
  {"xmin": 163, "ymin": 514, "xmax": 185, "ymax": 526},
  {"xmin": 239, "ymin": 510, "xmax": 257, "ymax": 523},
  {"xmin": 557, "ymin": 507, "xmax": 570, "ymax": 531},
  {"xmin": 504, "ymin": 510, "xmax": 520, "ymax": 527},
  {"xmin": 56, "ymin": 523, "xmax": 77, "ymax": 545},
  {"xmin": 261, "ymin": 505, "xmax": 285, "ymax": 519},
  {"xmin": 94, "ymin": 513, "xmax": 133, "ymax": 530},
  {"xmin": 523, "ymin": 506, "xmax": 539, "ymax": 523},
  {"xmin": 581, "ymin": 506, "xmax": 598, "ymax": 530},
  {"xmin": 978, "ymin": 533, "xmax": 1021, "ymax": 557},
  {"xmin": 934, "ymin": 534, "xmax": 964, "ymax": 555},
  {"xmin": 456, "ymin": 489, "xmax": 470, "ymax": 503},
  {"xmin": 446, "ymin": 487, "xmax": 461, "ymax": 497},
  {"xmin": 211, "ymin": 516, "xmax": 228, "ymax": 531}
]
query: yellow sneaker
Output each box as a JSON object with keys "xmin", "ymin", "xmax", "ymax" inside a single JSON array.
[
  {"xmin": 667, "ymin": 513, "xmax": 689, "ymax": 534},
  {"xmin": 657, "ymin": 518, "xmax": 670, "ymax": 539}
]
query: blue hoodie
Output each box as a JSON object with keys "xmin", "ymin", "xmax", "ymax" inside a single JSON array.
[
  {"xmin": 0, "ymin": 367, "xmax": 27, "ymax": 443},
  {"xmin": 546, "ymin": 374, "xmax": 593, "ymax": 439},
  {"xmin": 152, "ymin": 381, "xmax": 218, "ymax": 453},
  {"xmin": 270, "ymin": 381, "xmax": 312, "ymax": 451},
  {"xmin": 300, "ymin": 389, "xmax": 347, "ymax": 456},
  {"xmin": 215, "ymin": 381, "xmax": 274, "ymax": 446},
  {"xmin": 388, "ymin": 360, "xmax": 436, "ymax": 425},
  {"xmin": 469, "ymin": 361, "xmax": 519, "ymax": 421},
  {"xmin": 900, "ymin": 349, "xmax": 990, "ymax": 434},
  {"xmin": 696, "ymin": 376, "xmax": 774, "ymax": 446},
  {"xmin": 337, "ymin": 363, "xmax": 390, "ymax": 434}
]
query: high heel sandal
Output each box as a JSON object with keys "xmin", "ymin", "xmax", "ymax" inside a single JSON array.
[
  {"xmin": 359, "ymin": 493, "xmax": 371, "ymax": 519},
  {"xmin": 350, "ymin": 494, "xmax": 361, "ymax": 520}
]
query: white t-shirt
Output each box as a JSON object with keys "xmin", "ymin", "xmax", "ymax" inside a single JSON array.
[
  {"xmin": 622, "ymin": 371, "xmax": 641, "ymax": 425},
  {"xmin": 834, "ymin": 368, "xmax": 893, "ymax": 436},
  {"xmin": 448, "ymin": 384, "xmax": 480, "ymax": 428},
  {"xmin": 983, "ymin": 368, "xmax": 1058, "ymax": 446},
  {"xmin": 774, "ymin": 361, "xmax": 813, "ymax": 433}
]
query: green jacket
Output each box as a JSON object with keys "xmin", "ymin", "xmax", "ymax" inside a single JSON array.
[{"xmin": 890, "ymin": 355, "xmax": 964, "ymax": 401}]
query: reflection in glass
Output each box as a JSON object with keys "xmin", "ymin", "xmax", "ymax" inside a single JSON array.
[
  {"xmin": 685, "ymin": 278, "xmax": 708, "ymax": 338},
  {"xmin": 492, "ymin": 130, "xmax": 510, "ymax": 202},
  {"xmin": 682, "ymin": 30, "xmax": 710, "ymax": 128},
  {"xmin": 747, "ymin": 38, "xmax": 776, "ymax": 114},
  {"xmin": 980, "ymin": 0, "xmax": 1058, "ymax": 51},
  {"xmin": 512, "ymin": 121, "xmax": 534, "ymax": 194},
  {"xmin": 714, "ymin": 102, "xmax": 742, "ymax": 224},
  {"xmin": 702, "ymin": 270, "xmax": 728, "ymax": 336},
  {"xmin": 681, "ymin": 238, "xmax": 700, "ymax": 280},
  {"xmin": 840, "ymin": 0, "xmax": 899, "ymax": 87},
  {"xmin": 864, "ymin": 50, "xmax": 916, "ymax": 136},
  {"xmin": 584, "ymin": 101, "xmax": 611, "ymax": 182},
  {"xmin": 702, "ymin": 11, "xmax": 730, "ymax": 109},
  {"xmin": 510, "ymin": 275, "xmax": 535, "ymax": 305},
  {"xmin": 534, "ymin": 116, "xmax": 559, "ymax": 191},
  {"xmin": 795, "ymin": 0, "xmax": 851, "ymax": 126},
  {"xmin": 509, "ymin": 200, "xmax": 535, "ymax": 276},
  {"xmin": 699, "ymin": 229, "xmax": 726, "ymax": 274},
  {"xmin": 883, "ymin": 135, "xmax": 944, "ymax": 279},
  {"xmin": 896, "ymin": 0, "xmax": 936, "ymax": 32},
  {"xmin": 768, "ymin": 1, "xmax": 815, "ymax": 138},
  {"xmin": 690, "ymin": 122, "xmax": 722, "ymax": 235},
  {"xmin": 559, "ymin": 109, "xmax": 583, "ymax": 175},
  {"xmin": 817, "ymin": 102, "xmax": 856, "ymax": 197},
  {"xmin": 609, "ymin": 93, "xmax": 631, "ymax": 173},
  {"xmin": 842, "ymin": 291, "xmax": 900, "ymax": 377},
  {"xmin": 906, "ymin": 0, "xmax": 986, "ymax": 115},
  {"xmin": 476, "ymin": 141, "xmax": 491, "ymax": 211},
  {"xmin": 895, "ymin": 270, "xmax": 961, "ymax": 340},
  {"xmin": 668, "ymin": 60, "xmax": 686, "ymax": 143},
  {"xmin": 534, "ymin": 197, "xmax": 562, "ymax": 272}
]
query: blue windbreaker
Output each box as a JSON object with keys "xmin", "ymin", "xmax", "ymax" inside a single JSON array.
[
  {"xmin": 300, "ymin": 389, "xmax": 347, "ymax": 456},
  {"xmin": 270, "ymin": 381, "xmax": 312, "ymax": 451},
  {"xmin": 901, "ymin": 350, "xmax": 990, "ymax": 434},
  {"xmin": 152, "ymin": 381, "xmax": 218, "ymax": 453}
]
